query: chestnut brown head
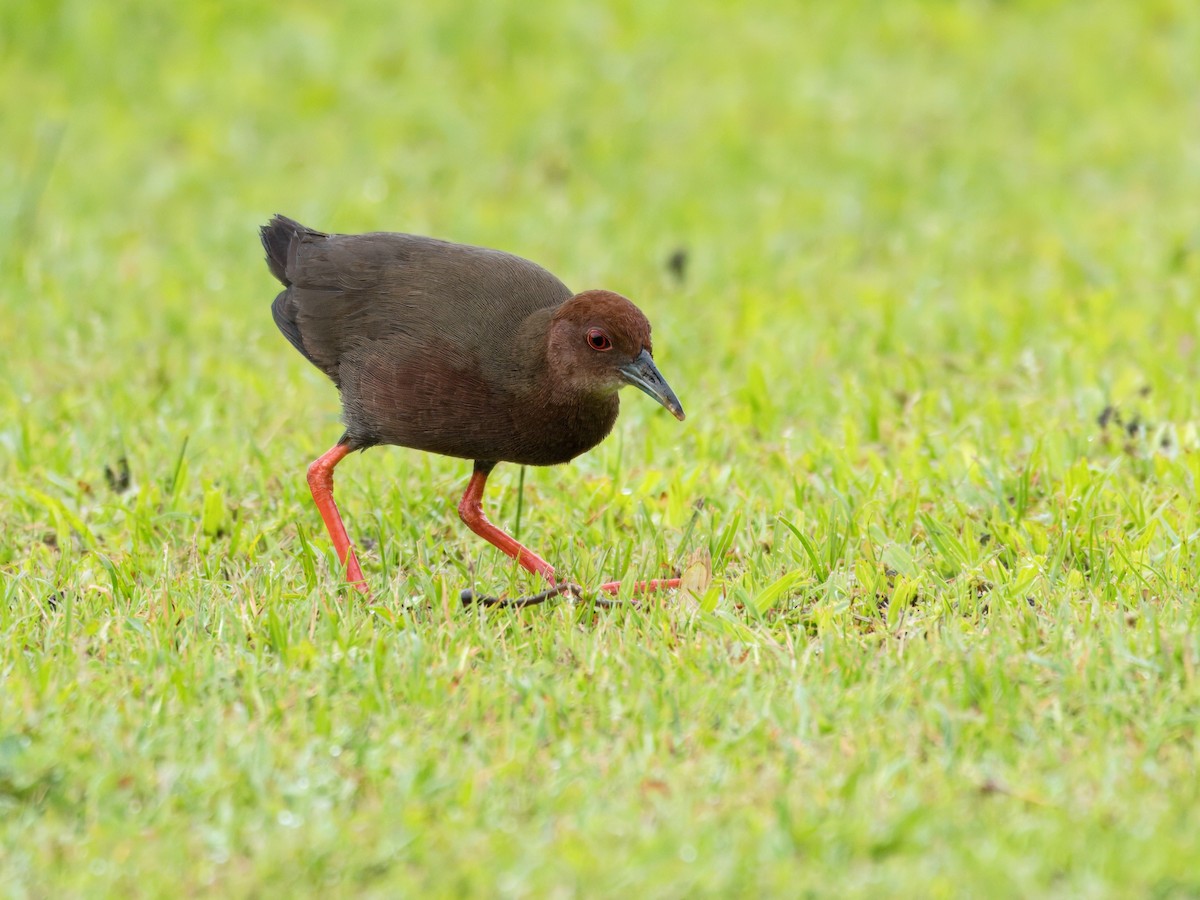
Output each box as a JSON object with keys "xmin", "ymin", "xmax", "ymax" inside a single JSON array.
[{"xmin": 547, "ymin": 290, "xmax": 685, "ymax": 420}]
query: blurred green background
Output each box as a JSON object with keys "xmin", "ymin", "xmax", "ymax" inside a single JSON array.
[
  {"xmin": 4, "ymin": 0, "xmax": 1200, "ymax": 894},
  {"xmin": 7, "ymin": 0, "xmax": 1196, "ymax": 468}
]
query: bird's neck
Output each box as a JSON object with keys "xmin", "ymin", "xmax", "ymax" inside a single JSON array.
[
  {"xmin": 515, "ymin": 306, "xmax": 556, "ymax": 363},
  {"xmin": 506, "ymin": 307, "xmax": 621, "ymax": 462}
]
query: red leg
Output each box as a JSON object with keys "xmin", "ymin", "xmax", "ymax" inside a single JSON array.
[
  {"xmin": 306, "ymin": 442, "xmax": 369, "ymax": 595},
  {"xmin": 458, "ymin": 462, "xmax": 557, "ymax": 585},
  {"xmin": 598, "ymin": 577, "xmax": 681, "ymax": 596}
]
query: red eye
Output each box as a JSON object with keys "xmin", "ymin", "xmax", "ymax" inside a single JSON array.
[{"xmin": 586, "ymin": 328, "xmax": 612, "ymax": 351}]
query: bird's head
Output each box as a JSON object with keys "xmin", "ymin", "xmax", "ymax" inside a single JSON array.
[{"xmin": 546, "ymin": 290, "xmax": 685, "ymax": 420}]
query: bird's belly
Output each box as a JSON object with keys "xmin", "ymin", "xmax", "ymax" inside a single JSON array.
[
  {"xmin": 338, "ymin": 347, "xmax": 618, "ymax": 464},
  {"xmin": 370, "ymin": 408, "xmax": 613, "ymax": 466},
  {"xmin": 341, "ymin": 373, "xmax": 617, "ymax": 466}
]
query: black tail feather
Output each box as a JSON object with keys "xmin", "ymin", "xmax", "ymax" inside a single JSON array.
[
  {"xmin": 271, "ymin": 290, "xmax": 310, "ymax": 362},
  {"xmin": 260, "ymin": 214, "xmax": 320, "ymax": 286},
  {"xmin": 263, "ymin": 215, "xmax": 334, "ymax": 378}
]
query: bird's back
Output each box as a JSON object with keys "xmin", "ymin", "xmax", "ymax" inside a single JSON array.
[
  {"xmin": 263, "ymin": 215, "xmax": 572, "ymax": 385},
  {"xmin": 262, "ymin": 216, "xmax": 608, "ymax": 462}
]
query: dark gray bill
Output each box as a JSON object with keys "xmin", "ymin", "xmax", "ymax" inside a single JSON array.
[{"xmin": 619, "ymin": 349, "xmax": 685, "ymax": 421}]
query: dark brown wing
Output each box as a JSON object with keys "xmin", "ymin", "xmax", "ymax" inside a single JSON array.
[
  {"xmin": 260, "ymin": 216, "xmax": 583, "ymax": 456},
  {"xmin": 262, "ymin": 215, "xmax": 572, "ymax": 386}
]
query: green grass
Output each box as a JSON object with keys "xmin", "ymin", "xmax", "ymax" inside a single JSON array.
[{"xmin": 4, "ymin": 0, "xmax": 1200, "ymax": 894}]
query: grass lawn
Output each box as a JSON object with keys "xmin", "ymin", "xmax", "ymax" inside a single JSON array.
[{"xmin": 4, "ymin": 0, "xmax": 1200, "ymax": 894}]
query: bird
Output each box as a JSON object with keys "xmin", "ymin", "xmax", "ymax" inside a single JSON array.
[{"xmin": 261, "ymin": 215, "xmax": 685, "ymax": 600}]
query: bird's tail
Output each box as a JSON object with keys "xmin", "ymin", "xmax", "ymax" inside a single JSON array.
[{"xmin": 260, "ymin": 214, "xmax": 321, "ymax": 285}]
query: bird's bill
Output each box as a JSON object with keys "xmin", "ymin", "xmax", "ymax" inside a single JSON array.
[{"xmin": 619, "ymin": 349, "xmax": 686, "ymax": 421}]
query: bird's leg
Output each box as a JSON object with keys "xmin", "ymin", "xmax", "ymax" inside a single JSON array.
[
  {"xmin": 458, "ymin": 461, "xmax": 557, "ymax": 585},
  {"xmin": 597, "ymin": 577, "xmax": 681, "ymax": 595},
  {"xmin": 457, "ymin": 461, "xmax": 681, "ymax": 605},
  {"xmin": 307, "ymin": 442, "xmax": 369, "ymax": 595}
]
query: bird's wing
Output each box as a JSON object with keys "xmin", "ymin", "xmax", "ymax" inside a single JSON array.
[{"xmin": 263, "ymin": 217, "xmax": 572, "ymax": 387}]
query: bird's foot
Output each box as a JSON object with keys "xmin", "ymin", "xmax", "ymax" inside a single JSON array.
[
  {"xmin": 342, "ymin": 550, "xmax": 374, "ymax": 600},
  {"xmin": 347, "ymin": 577, "xmax": 373, "ymax": 601},
  {"xmin": 598, "ymin": 577, "xmax": 681, "ymax": 595},
  {"xmin": 461, "ymin": 581, "xmax": 584, "ymax": 608},
  {"xmin": 461, "ymin": 574, "xmax": 681, "ymax": 609}
]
